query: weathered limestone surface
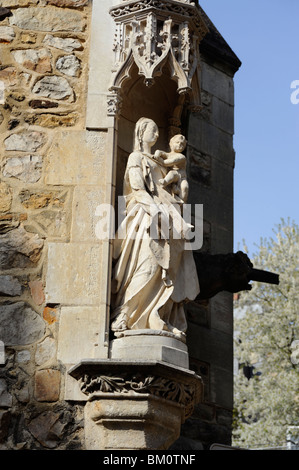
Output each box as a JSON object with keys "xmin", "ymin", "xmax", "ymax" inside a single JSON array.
[
  {"xmin": 4, "ymin": 131, "xmax": 46, "ymax": 152},
  {"xmin": 47, "ymin": 0, "xmax": 89, "ymax": 6},
  {"xmin": 45, "ymin": 130, "xmax": 107, "ymax": 185},
  {"xmin": 0, "ymin": 66, "xmax": 17, "ymax": 86},
  {"xmin": 84, "ymin": 396, "xmax": 183, "ymax": 450},
  {"xmin": 0, "ymin": 25, "xmax": 15, "ymax": 42},
  {"xmin": 3, "ymin": 155, "xmax": 43, "ymax": 183},
  {"xmin": 32, "ymin": 76, "xmax": 73, "ymax": 100},
  {"xmin": 35, "ymin": 336, "xmax": 57, "ymax": 366},
  {"xmin": 45, "ymin": 242, "xmax": 103, "ymax": 305},
  {"xmin": 9, "ymin": 7, "xmax": 86, "ymax": 32},
  {"xmin": 85, "ymin": 0, "xmax": 115, "ymax": 129},
  {"xmin": 43, "ymin": 34, "xmax": 82, "ymax": 52},
  {"xmin": 12, "ymin": 48, "xmax": 52, "ymax": 73},
  {"xmin": 0, "ymin": 182, "xmax": 12, "ymax": 212},
  {"xmin": 56, "ymin": 54, "xmax": 81, "ymax": 77},
  {"xmin": 27, "ymin": 411, "xmax": 64, "ymax": 449},
  {"xmin": 71, "ymin": 186, "xmax": 105, "ymax": 241},
  {"xmin": 0, "ymin": 1, "xmax": 39, "ymax": 6},
  {"xmin": 0, "ymin": 0, "xmax": 91, "ymax": 450},
  {"xmin": 110, "ymin": 332, "xmax": 190, "ymax": 369},
  {"xmin": 57, "ymin": 306, "xmax": 106, "ymax": 364}
]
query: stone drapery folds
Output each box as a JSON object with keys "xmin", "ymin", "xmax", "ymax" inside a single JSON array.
[{"xmin": 110, "ymin": 118, "xmax": 200, "ymax": 340}]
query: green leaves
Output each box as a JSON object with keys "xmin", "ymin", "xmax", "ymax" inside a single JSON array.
[{"xmin": 233, "ymin": 218, "xmax": 299, "ymax": 449}]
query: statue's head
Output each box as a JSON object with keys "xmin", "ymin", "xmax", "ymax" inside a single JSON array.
[
  {"xmin": 134, "ymin": 117, "xmax": 159, "ymax": 151},
  {"xmin": 169, "ymin": 134, "xmax": 187, "ymax": 153}
]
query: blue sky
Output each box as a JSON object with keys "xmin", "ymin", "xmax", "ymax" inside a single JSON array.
[{"xmin": 199, "ymin": 0, "xmax": 299, "ymax": 257}]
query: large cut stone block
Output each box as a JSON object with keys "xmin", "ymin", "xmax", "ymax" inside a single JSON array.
[
  {"xmin": 71, "ymin": 186, "xmax": 106, "ymax": 242},
  {"xmin": 201, "ymin": 60, "xmax": 234, "ymax": 105},
  {"xmin": 57, "ymin": 306, "xmax": 107, "ymax": 365},
  {"xmin": 188, "ymin": 116, "xmax": 235, "ymax": 167},
  {"xmin": 210, "ymin": 96, "xmax": 234, "ymax": 135},
  {"xmin": 187, "ymin": 323, "xmax": 233, "ymax": 409},
  {"xmin": 85, "ymin": 0, "xmax": 115, "ymax": 129},
  {"xmin": 45, "ymin": 130, "xmax": 107, "ymax": 186},
  {"xmin": 45, "ymin": 242, "xmax": 103, "ymax": 305}
]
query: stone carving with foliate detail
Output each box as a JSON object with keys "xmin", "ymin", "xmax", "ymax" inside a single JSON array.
[{"xmin": 79, "ymin": 371, "xmax": 199, "ymax": 420}]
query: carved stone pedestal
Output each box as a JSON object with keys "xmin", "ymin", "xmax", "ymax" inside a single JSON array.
[
  {"xmin": 69, "ymin": 360, "xmax": 203, "ymax": 450},
  {"xmin": 84, "ymin": 394, "xmax": 184, "ymax": 450},
  {"xmin": 110, "ymin": 330, "xmax": 190, "ymax": 369}
]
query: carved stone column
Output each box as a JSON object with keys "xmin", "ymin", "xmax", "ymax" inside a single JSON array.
[{"xmin": 69, "ymin": 360, "xmax": 203, "ymax": 450}]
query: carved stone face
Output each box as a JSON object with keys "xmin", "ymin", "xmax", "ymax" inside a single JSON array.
[
  {"xmin": 142, "ymin": 121, "xmax": 159, "ymax": 147},
  {"xmin": 170, "ymin": 134, "xmax": 186, "ymax": 153}
]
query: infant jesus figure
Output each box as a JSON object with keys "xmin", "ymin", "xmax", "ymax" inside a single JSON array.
[{"xmin": 154, "ymin": 134, "xmax": 188, "ymax": 202}]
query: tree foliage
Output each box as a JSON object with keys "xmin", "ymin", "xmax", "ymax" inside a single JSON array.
[{"xmin": 233, "ymin": 219, "xmax": 299, "ymax": 449}]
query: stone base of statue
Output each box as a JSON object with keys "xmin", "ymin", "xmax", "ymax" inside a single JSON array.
[
  {"xmin": 69, "ymin": 359, "xmax": 203, "ymax": 450},
  {"xmin": 110, "ymin": 329, "xmax": 189, "ymax": 369}
]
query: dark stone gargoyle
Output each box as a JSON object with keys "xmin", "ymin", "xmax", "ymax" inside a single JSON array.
[{"xmin": 193, "ymin": 251, "xmax": 279, "ymax": 300}]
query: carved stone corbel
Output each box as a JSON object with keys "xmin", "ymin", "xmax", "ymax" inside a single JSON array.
[{"xmin": 69, "ymin": 360, "xmax": 203, "ymax": 450}]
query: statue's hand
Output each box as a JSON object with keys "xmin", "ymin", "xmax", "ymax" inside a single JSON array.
[{"xmin": 153, "ymin": 150, "xmax": 165, "ymax": 164}]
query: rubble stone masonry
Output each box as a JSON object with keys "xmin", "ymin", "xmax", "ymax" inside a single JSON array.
[{"xmin": 0, "ymin": 0, "xmax": 91, "ymax": 450}]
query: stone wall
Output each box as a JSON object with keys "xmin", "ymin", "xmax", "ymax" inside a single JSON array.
[
  {"xmin": 0, "ymin": 0, "xmax": 241, "ymax": 451},
  {"xmin": 0, "ymin": 0, "xmax": 91, "ymax": 450}
]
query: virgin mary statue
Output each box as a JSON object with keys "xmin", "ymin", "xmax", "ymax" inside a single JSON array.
[{"xmin": 110, "ymin": 118, "xmax": 200, "ymax": 341}]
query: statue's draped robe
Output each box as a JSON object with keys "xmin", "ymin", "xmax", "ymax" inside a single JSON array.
[{"xmin": 111, "ymin": 151, "xmax": 200, "ymax": 334}]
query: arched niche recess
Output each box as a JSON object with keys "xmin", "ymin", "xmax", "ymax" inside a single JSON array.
[{"xmin": 115, "ymin": 61, "xmax": 191, "ymax": 211}]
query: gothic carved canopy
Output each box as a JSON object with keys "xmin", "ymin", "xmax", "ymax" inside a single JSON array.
[{"xmin": 108, "ymin": 0, "xmax": 209, "ymax": 116}]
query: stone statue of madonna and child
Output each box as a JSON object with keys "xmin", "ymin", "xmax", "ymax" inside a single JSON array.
[{"xmin": 110, "ymin": 117, "xmax": 200, "ymax": 343}]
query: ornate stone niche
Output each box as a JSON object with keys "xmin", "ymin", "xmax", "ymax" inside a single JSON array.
[
  {"xmin": 108, "ymin": 0, "xmax": 209, "ymax": 121},
  {"xmin": 111, "ymin": 0, "xmax": 209, "ymax": 234}
]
